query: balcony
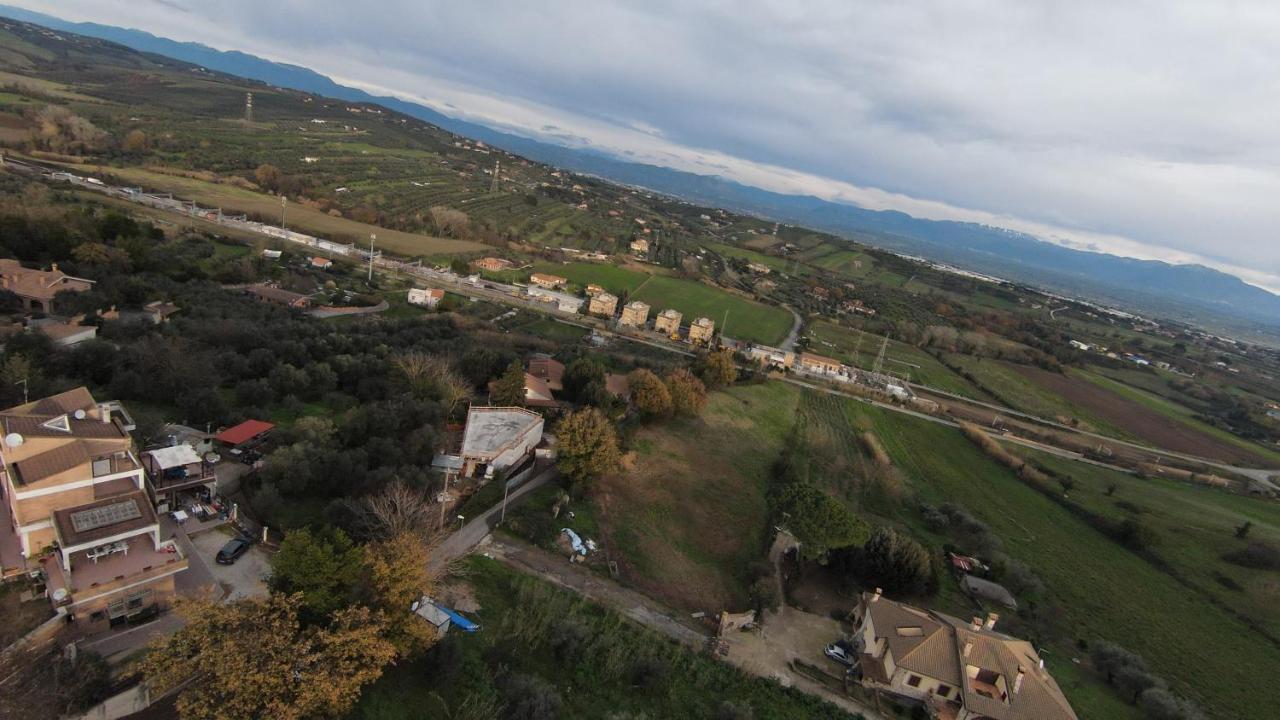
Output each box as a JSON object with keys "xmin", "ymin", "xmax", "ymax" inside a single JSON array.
[
  {"xmin": 144, "ymin": 446, "xmax": 216, "ymax": 494},
  {"xmin": 43, "ymin": 534, "xmax": 186, "ymax": 604}
]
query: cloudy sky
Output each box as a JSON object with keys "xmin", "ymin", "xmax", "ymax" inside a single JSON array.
[{"xmin": 18, "ymin": 1, "xmax": 1280, "ymax": 292}]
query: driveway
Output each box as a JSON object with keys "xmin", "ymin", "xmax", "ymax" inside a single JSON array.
[{"xmin": 189, "ymin": 529, "xmax": 271, "ymax": 601}]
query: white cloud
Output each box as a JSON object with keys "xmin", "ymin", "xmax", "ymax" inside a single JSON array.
[{"xmin": 17, "ymin": 0, "xmax": 1280, "ymax": 292}]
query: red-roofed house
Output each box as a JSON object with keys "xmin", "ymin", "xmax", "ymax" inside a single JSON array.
[{"xmin": 215, "ymin": 419, "xmax": 275, "ymax": 448}]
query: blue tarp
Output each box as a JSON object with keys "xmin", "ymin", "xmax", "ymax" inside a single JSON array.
[
  {"xmin": 561, "ymin": 527, "xmax": 586, "ymax": 555},
  {"xmin": 435, "ymin": 603, "xmax": 480, "ymax": 633}
]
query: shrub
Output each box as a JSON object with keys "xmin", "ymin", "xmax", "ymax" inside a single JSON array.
[
  {"xmin": 1223, "ymin": 541, "xmax": 1280, "ymax": 570},
  {"xmin": 499, "ymin": 672, "xmax": 562, "ymax": 720},
  {"xmin": 835, "ymin": 526, "xmax": 937, "ymax": 597}
]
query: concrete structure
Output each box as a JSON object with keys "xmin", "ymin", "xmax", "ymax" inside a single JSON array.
[
  {"xmin": 798, "ymin": 352, "xmax": 843, "ymax": 376},
  {"xmin": 471, "ymin": 257, "xmax": 513, "ymax": 272},
  {"xmin": 527, "ymin": 286, "xmax": 585, "ymax": 313},
  {"xmin": 589, "ymin": 292, "xmax": 619, "ymax": 318},
  {"xmin": 0, "ymin": 259, "xmax": 94, "ymax": 314},
  {"xmin": 529, "ymin": 272, "xmax": 567, "ymax": 289},
  {"xmin": 245, "ymin": 284, "xmax": 311, "ymax": 309},
  {"xmin": 0, "ymin": 388, "xmax": 187, "ymax": 631},
  {"xmin": 746, "ymin": 262, "xmax": 771, "ymax": 274},
  {"xmin": 852, "ymin": 590, "xmax": 1077, "ymax": 720},
  {"xmin": 654, "ymin": 308, "xmax": 683, "ymax": 337},
  {"xmin": 748, "ymin": 344, "xmax": 796, "ymax": 369},
  {"xmin": 688, "ymin": 316, "xmax": 715, "ymax": 344},
  {"xmin": 458, "ymin": 407, "xmax": 544, "ymax": 479},
  {"xmin": 619, "ymin": 300, "xmax": 650, "ymax": 328},
  {"xmin": 408, "ymin": 287, "xmax": 445, "ymax": 308},
  {"xmin": 143, "ymin": 443, "xmax": 216, "ymax": 511},
  {"xmin": 630, "ymin": 238, "xmax": 650, "ymax": 255},
  {"xmin": 37, "ymin": 318, "xmax": 97, "ymax": 346}
]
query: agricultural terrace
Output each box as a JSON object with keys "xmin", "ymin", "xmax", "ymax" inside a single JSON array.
[
  {"xmin": 805, "ymin": 321, "xmax": 981, "ymax": 397},
  {"xmin": 630, "ymin": 275, "xmax": 792, "ymax": 345},
  {"xmin": 76, "ymin": 165, "xmax": 487, "ymax": 258},
  {"xmin": 592, "ymin": 382, "xmax": 802, "ymax": 611}
]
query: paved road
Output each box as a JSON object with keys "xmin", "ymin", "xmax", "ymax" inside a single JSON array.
[
  {"xmin": 428, "ymin": 465, "xmax": 559, "ymax": 575},
  {"xmin": 780, "ymin": 304, "xmax": 803, "ymax": 352}
]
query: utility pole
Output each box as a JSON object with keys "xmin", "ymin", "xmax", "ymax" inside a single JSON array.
[
  {"xmin": 490, "ymin": 159, "xmax": 500, "ymax": 193},
  {"xmin": 244, "ymin": 92, "xmax": 253, "ymax": 123},
  {"xmin": 280, "ymin": 195, "xmax": 287, "ymax": 229},
  {"xmin": 368, "ymin": 233, "xmax": 376, "ymax": 282}
]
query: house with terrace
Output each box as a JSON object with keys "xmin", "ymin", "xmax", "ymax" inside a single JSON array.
[
  {"xmin": 0, "ymin": 259, "xmax": 94, "ymax": 314},
  {"xmin": 0, "ymin": 388, "xmax": 187, "ymax": 631},
  {"xmin": 851, "ymin": 590, "xmax": 1077, "ymax": 720}
]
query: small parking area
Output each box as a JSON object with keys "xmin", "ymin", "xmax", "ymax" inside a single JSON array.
[{"xmin": 189, "ymin": 529, "xmax": 271, "ymax": 601}]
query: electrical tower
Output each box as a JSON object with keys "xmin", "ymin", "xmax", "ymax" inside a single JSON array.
[
  {"xmin": 490, "ymin": 159, "xmax": 501, "ymax": 192},
  {"xmin": 244, "ymin": 92, "xmax": 253, "ymax": 123},
  {"xmin": 871, "ymin": 335, "xmax": 889, "ymax": 379}
]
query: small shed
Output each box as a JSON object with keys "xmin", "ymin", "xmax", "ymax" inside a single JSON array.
[{"xmin": 215, "ymin": 419, "xmax": 275, "ymax": 448}]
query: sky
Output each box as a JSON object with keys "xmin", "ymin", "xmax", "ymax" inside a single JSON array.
[{"xmin": 17, "ymin": 1, "xmax": 1280, "ymax": 293}]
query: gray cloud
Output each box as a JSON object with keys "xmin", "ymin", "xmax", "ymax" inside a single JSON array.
[{"xmin": 21, "ymin": 0, "xmax": 1280, "ymax": 291}]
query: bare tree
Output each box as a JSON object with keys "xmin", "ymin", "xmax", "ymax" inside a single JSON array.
[
  {"xmin": 428, "ymin": 206, "xmax": 471, "ymax": 238},
  {"xmin": 393, "ymin": 353, "xmax": 471, "ymax": 418},
  {"xmin": 357, "ymin": 480, "xmax": 438, "ymax": 541}
]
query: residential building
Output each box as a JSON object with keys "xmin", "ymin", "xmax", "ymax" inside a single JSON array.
[
  {"xmin": 0, "ymin": 259, "xmax": 94, "ymax": 314},
  {"xmin": 529, "ymin": 272, "xmax": 567, "ymax": 289},
  {"xmin": 746, "ymin": 262, "xmax": 771, "ymax": 274},
  {"xmin": 471, "ymin": 257, "xmax": 513, "ymax": 272},
  {"xmin": 528, "ymin": 356, "xmax": 565, "ymax": 392},
  {"xmin": 687, "ymin": 317, "xmax": 715, "ymax": 344},
  {"xmin": 1068, "ymin": 340, "xmax": 1092, "ymax": 352},
  {"xmin": 143, "ymin": 444, "xmax": 216, "ymax": 512},
  {"xmin": 654, "ymin": 308, "xmax": 683, "ymax": 337},
  {"xmin": 527, "ymin": 286, "xmax": 584, "ymax": 313},
  {"xmin": 37, "ymin": 317, "xmax": 97, "ymax": 347},
  {"xmin": 310, "ymin": 257, "xmax": 334, "ymax": 270},
  {"xmin": 852, "ymin": 590, "xmax": 1077, "ymax": 720},
  {"xmin": 408, "ymin": 287, "xmax": 445, "ymax": 308},
  {"xmin": 245, "ymin": 284, "xmax": 312, "ymax": 309},
  {"xmin": 215, "ymin": 419, "xmax": 275, "ymax": 450},
  {"xmin": 589, "ymin": 292, "xmax": 618, "ymax": 317},
  {"xmin": 748, "ymin": 344, "xmax": 795, "ymax": 369},
  {"xmin": 458, "ymin": 407, "xmax": 543, "ymax": 478},
  {"xmin": 101, "ymin": 300, "xmax": 180, "ymax": 326},
  {"xmin": 630, "ymin": 238, "xmax": 650, "ymax": 255},
  {"xmin": 586, "ymin": 283, "xmax": 606, "ymax": 296},
  {"xmin": 521, "ymin": 373, "xmax": 558, "ymax": 408},
  {"xmin": 619, "ymin": 301, "xmax": 650, "ymax": 328},
  {"xmin": 798, "ymin": 352, "xmax": 843, "ymax": 376},
  {"xmin": 0, "ymin": 388, "xmax": 188, "ymax": 630}
]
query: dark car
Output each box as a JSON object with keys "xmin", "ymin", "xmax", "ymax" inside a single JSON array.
[{"xmin": 215, "ymin": 537, "xmax": 251, "ymax": 565}]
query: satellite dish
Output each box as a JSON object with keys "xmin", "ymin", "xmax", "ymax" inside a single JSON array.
[
  {"xmin": 74, "ymin": 409, "xmax": 86, "ymax": 420},
  {"xmin": 4, "ymin": 432, "xmax": 23, "ymax": 448},
  {"xmin": 52, "ymin": 588, "xmax": 68, "ymax": 603}
]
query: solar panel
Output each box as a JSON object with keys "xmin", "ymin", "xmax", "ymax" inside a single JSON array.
[{"xmin": 70, "ymin": 499, "xmax": 142, "ymax": 533}]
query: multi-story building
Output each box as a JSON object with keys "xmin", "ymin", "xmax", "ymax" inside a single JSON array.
[
  {"xmin": 589, "ymin": 292, "xmax": 618, "ymax": 317},
  {"xmin": 0, "ymin": 388, "xmax": 187, "ymax": 630},
  {"xmin": 654, "ymin": 308, "xmax": 683, "ymax": 337},
  {"xmin": 688, "ymin": 316, "xmax": 715, "ymax": 344},
  {"xmin": 619, "ymin": 301, "xmax": 650, "ymax": 328},
  {"xmin": 747, "ymin": 344, "xmax": 795, "ymax": 369},
  {"xmin": 852, "ymin": 590, "xmax": 1077, "ymax": 720},
  {"xmin": 798, "ymin": 352, "xmax": 844, "ymax": 376},
  {"xmin": 529, "ymin": 273, "xmax": 567, "ymax": 289},
  {"xmin": 471, "ymin": 257, "xmax": 514, "ymax": 272},
  {"xmin": 629, "ymin": 238, "xmax": 650, "ymax": 255}
]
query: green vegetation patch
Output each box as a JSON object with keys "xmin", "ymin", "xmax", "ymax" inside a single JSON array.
[{"xmin": 630, "ymin": 275, "xmax": 792, "ymax": 345}]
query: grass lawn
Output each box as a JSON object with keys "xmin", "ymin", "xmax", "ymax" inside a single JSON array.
[
  {"xmin": 1080, "ymin": 370, "xmax": 1280, "ymax": 466},
  {"xmin": 707, "ymin": 242, "xmax": 795, "ymax": 274},
  {"xmin": 805, "ymin": 321, "xmax": 980, "ymax": 397},
  {"xmin": 352, "ymin": 556, "xmax": 850, "ymax": 719},
  {"xmin": 0, "ymin": 581, "xmax": 54, "ymax": 647},
  {"xmin": 75, "ymin": 165, "xmax": 487, "ymax": 258},
  {"xmin": 845, "ymin": 398, "xmax": 1280, "ymax": 720},
  {"xmin": 531, "ymin": 261, "xmax": 649, "ymax": 294},
  {"xmin": 630, "ymin": 275, "xmax": 792, "ymax": 345},
  {"xmin": 510, "ymin": 317, "xmax": 589, "ymax": 343},
  {"xmin": 593, "ymin": 382, "xmax": 801, "ymax": 612}
]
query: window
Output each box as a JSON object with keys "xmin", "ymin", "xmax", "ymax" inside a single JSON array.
[
  {"xmin": 935, "ymin": 684, "xmax": 952, "ymax": 697},
  {"xmin": 89, "ymin": 610, "xmax": 105, "ymax": 622},
  {"xmin": 906, "ymin": 675, "xmax": 922, "ymax": 688},
  {"xmin": 92, "ymin": 457, "xmax": 113, "ymax": 477}
]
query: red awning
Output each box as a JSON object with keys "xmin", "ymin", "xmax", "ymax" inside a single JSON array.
[{"xmin": 215, "ymin": 419, "xmax": 275, "ymax": 446}]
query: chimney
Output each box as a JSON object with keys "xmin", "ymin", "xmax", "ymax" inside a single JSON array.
[
  {"xmin": 983, "ymin": 612, "xmax": 999, "ymax": 631},
  {"xmin": 1014, "ymin": 667, "xmax": 1026, "ymax": 695},
  {"xmin": 50, "ymin": 263, "xmax": 58, "ymax": 273},
  {"xmin": 871, "ymin": 587, "xmax": 882, "ymax": 603},
  {"xmin": 100, "ymin": 403, "xmax": 111, "ymax": 424},
  {"xmin": 970, "ymin": 616, "xmax": 982, "ymax": 632}
]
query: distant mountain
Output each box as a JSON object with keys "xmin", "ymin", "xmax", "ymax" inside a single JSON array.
[{"xmin": 4, "ymin": 5, "xmax": 1278, "ymax": 334}]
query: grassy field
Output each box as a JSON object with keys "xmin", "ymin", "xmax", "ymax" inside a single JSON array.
[
  {"xmin": 805, "ymin": 321, "xmax": 981, "ymax": 396},
  {"xmin": 840, "ymin": 397, "xmax": 1280, "ymax": 720},
  {"xmin": 530, "ymin": 261, "xmax": 648, "ymax": 294},
  {"xmin": 1080, "ymin": 370, "xmax": 1280, "ymax": 466},
  {"xmin": 593, "ymin": 382, "xmax": 801, "ymax": 612},
  {"xmin": 630, "ymin": 275, "xmax": 793, "ymax": 345},
  {"xmin": 353, "ymin": 557, "xmax": 850, "ymax": 719},
  {"xmin": 75, "ymin": 165, "xmax": 488, "ymax": 258}
]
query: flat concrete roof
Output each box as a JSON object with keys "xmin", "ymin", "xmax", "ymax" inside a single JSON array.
[{"xmin": 461, "ymin": 408, "xmax": 541, "ymax": 461}]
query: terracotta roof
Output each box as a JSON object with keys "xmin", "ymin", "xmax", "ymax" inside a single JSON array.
[
  {"xmin": 245, "ymin": 284, "xmax": 309, "ymax": 305},
  {"xmin": 0, "ymin": 259, "xmax": 94, "ymax": 301},
  {"xmin": 52, "ymin": 490, "xmax": 156, "ymax": 548},
  {"xmin": 38, "ymin": 321, "xmax": 96, "ymax": 343},
  {"xmin": 27, "ymin": 387, "xmax": 96, "ymax": 416},
  {"xmin": 215, "ymin": 419, "xmax": 275, "ymax": 446},
  {"xmin": 11, "ymin": 441, "xmax": 92, "ymax": 485},
  {"xmin": 527, "ymin": 357, "xmax": 565, "ymax": 390},
  {"xmin": 523, "ymin": 373, "xmax": 557, "ymax": 407},
  {"xmin": 605, "ymin": 373, "xmax": 630, "ymax": 399},
  {"xmin": 799, "ymin": 352, "xmax": 841, "ymax": 367},
  {"xmin": 0, "ymin": 413, "xmax": 126, "ymax": 440}
]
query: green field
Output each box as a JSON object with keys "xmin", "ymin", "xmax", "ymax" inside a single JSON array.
[
  {"xmin": 630, "ymin": 275, "xmax": 793, "ymax": 345},
  {"xmin": 805, "ymin": 321, "xmax": 980, "ymax": 396},
  {"xmin": 530, "ymin": 261, "xmax": 648, "ymax": 294},
  {"xmin": 592, "ymin": 382, "xmax": 801, "ymax": 611},
  {"xmin": 839, "ymin": 397, "xmax": 1280, "ymax": 720},
  {"xmin": 353, "ymin": 557, "xmax": 848, "ymax": 719}
]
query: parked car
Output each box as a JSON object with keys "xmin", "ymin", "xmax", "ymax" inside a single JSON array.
[
  {"xmin": 215, "ymin": 537, "xmax": 251, "ymax": 565},
  {"xmin": 824, "ymin": 642, "xmax": 855, "ymax": 667}
]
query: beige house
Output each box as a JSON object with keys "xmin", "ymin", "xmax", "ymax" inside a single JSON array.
[
  {"xmin": 246, "ymin": 284, "xmax": 312, "ymax": 309},
  {"xmin": 654, "ymin": 308, "xmax": 683, "ymax": 337},
  {"xmin": 619, "ymin": 300, "xmax": 650, "ymax": 328},
  {"xmin": 408, "ymin": 287, "xmax": 445, "ymax": 308},
  {"xmin": 0, "ymin": 388, "xmax": 187, "ymax": 631},
  {"xmin": 747, "ymin": 344, "xmax": 795, "ymax": 369},
  {"xmin": 0, "ymin": 259, "xmax": 95, "ymax": 314},
  {"xmin": 798, "ymin": 352, "xmax": 843, "ymax": 375},
  {"xmin": 529, "ymin": 272, "xmax": 567, "ymax": 289},
  {"xmin": 629, "ymin": 238, "xmax": 650, "ymax": 255},
  {"xmin": 585, "ymin": 283, "xmax": 606, "ymax": 297},
  {"xmin": 589, "ymin": 292, "xmax": 618, "ymax": 317},
  {"xmin": 471, "ymin": 257, "xmax": 514, "ymax": 272},
  {"xmin": 688, "ymin": 316, "xmax": 715, "ymax": 344},
  {"xmin": 853, "ymin": 591, "xmax": 1077, "ymax": 720}
]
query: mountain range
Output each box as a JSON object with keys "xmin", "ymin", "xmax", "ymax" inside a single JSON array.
[{"xmin": 3, "ymin": 5, "xmax": 1278, "ymax": 336}]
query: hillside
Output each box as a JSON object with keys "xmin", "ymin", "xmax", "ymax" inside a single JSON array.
[{"xmin": 4, "ymin": 4, "xmax": 1277, "ymax": 338}]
